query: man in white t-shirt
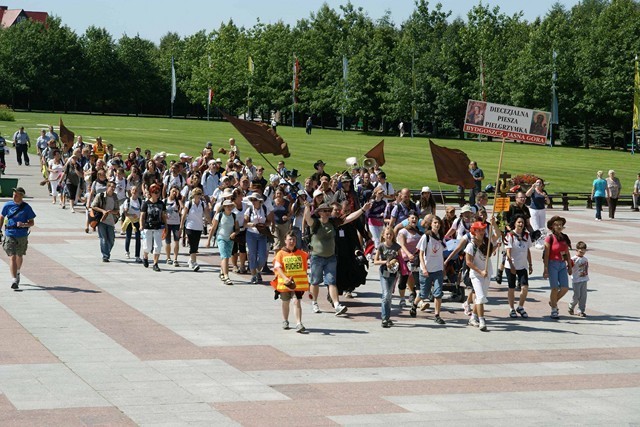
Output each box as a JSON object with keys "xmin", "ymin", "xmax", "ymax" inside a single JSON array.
[{"xmin": 375, "ymin": 171, "xmax": 395, "ymax": 201}]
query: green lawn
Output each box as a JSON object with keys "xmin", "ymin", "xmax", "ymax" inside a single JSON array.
[{"xmin": 2, "ymin": 112, "xmax": 639, "ymax": 194}]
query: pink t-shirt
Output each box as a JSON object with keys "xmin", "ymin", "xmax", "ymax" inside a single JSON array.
[{"xmin": 545, "ymin": 234, "xmax": 569, "ymax": 261}]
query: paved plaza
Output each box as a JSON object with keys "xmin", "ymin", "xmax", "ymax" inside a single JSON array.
[{"xmin": 1, "ymin": 154, "xmax": 639, "ymax": 426}]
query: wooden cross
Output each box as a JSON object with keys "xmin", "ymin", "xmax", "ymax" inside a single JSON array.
[{"xmin": 498, "ymin": 171, "xmax": 511, "ymax": 196}]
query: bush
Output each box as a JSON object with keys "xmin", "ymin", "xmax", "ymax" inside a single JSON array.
[
  {"xmin": 0, "ymin": 106, "xmax": 15, "ymax": 122},
  {"xmin": 509, "ymin": 173, "xmax": 540, "ymax": 192}
]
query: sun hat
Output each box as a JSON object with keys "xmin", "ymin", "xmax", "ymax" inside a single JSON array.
[
  {"xmin": 421, "ymin": 186, "xmax": 431, "ymax": 193},
  {"xmin": 222, "ymin": 199, "xmax": 234, "ymax": 207},
  {"xmin": 460, "ymin": 204, "xmax": 473, "ymax": 214},
  {"xmin": 313, "ymin": 189, "xmax": 324, "ymax": 198},
  {"xmin": 547, "ymin": 215, "xmax": 566, "ymax": 230},
  {"xmin": 316, "ymin": 203, "xmax": 332, "ymax": 211}
]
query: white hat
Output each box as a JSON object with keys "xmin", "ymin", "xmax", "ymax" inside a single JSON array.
[
  {"xmin": 215, "ymin": 158, "xmax": 222, "ymax": 163},
  {"xmin": 179, "ymin": 152, "xmax": 191, "ymax": 159},
  {"xmin": 222, "ymin": 199, "xmax": 234, "ymax": 207},
  {"xmin": 313, "ymin": 189, "xmax": 324, "ymax": 198},
  {"xmin": 269, "ymin": 174, "xmax": 280, "ymax": 183},
  {"xmin": 207, "ymin": 159, "xmax": 216, "ymax": 166},
  {"xmin": 222, "ymin": 188, "xmax": 234, "ymax": 198},
  {"xmin": 460, "ymin": 204, "xmax": 473, "ymax": 214},
  {"xmin": 248, "ymin": 193, "xmax": 264, "ymax": 201},
  {"xmin": 421, "ymin": 186, "xmax": 431, "ymax": 193}
]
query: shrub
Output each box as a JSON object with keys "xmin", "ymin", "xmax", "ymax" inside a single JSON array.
[
  {"xmin": 509, "ymin": 173, "xmax": 540, "ymax": 192},
  {"xmin": 0, "ymin": 106, "xmax": 15, "ymax": 122}
]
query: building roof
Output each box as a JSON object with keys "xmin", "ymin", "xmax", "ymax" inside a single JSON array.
[{"xmin": 0, "ymin": 6, "xmax": 48, "ymax": 28}]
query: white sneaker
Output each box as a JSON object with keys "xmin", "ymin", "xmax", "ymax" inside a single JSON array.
[
  {"xmin": 479, "ymin": 318, "xmax": 487, "ymax": 331},
  {"xmin": 468, "ymin": 317, "xmax": 479, "ymax": 327},
  {"xmin": 312, "ymin": 302, "xmax": 321, "ymax": 313},
  {"xmin": 125, "ymin": 252, "xmax": 130, "ymax": 259},
  {"xmin": 192, "ymin": 262, "xmax": 200, "ymax": 272},
  {"xmin": 335, "ymin": 303, "xmax": 348, "ymax": 316},
  {"xmin": 187, "ymin": 261, "xmax": 194, "ymax": 269},
  {"xmin": 16, "ymin": 272, "xmax": 20, "ymax": 285}
]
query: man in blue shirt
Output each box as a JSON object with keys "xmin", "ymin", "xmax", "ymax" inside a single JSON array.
[
  {"xmin": 469, "ymin": 161, "xmax": 484, "ymax": 205},
  {"xmin": 0, "ymin": 187, "xmax": 36, "ymax": 289}
]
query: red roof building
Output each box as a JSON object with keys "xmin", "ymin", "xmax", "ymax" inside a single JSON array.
[{"xmin": 0, "ymin": 5, "xmax": 48, "ymax": 28}]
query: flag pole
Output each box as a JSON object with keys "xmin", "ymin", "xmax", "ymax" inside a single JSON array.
[{"xmin": 484, "ymin": 137, "xmax": 506, "ymax": 276}]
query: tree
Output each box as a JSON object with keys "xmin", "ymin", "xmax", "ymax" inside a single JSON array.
[
  {"xmin": 116, "ymin": 34, "xmax": 163, "ymax": 115},
  {"xmin": 81, "ymin": 26, "xmax": 120, "ymax": 113}
]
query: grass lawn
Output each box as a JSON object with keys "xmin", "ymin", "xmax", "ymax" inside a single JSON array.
[{"xmin": 2, "ymin": 111, "xmax": 639, "ymax": 194}]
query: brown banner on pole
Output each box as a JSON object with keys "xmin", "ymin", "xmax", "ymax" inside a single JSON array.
[
  {"xmin": 429, "ymin": 140, "xmax": 475, "ymax": 189},
  {"xmin": 222, "ymin": 112, "xmax": 290, "ymax": 158},
  {"xmin": 59, "ymin": 118, "xmax": 74, "ymax": 153},
  {"xmin": 364, "ymin": 140, "xmax": 385, "ymax": 166}
]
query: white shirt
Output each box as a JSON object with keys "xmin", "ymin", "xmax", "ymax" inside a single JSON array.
[
  {"xmin": 418, "ymin": 233, "xmax": 444, "ymax": 273},
  {"xmin": 465, "ymin": 240, "xmax": 492, "ymax": 279},
  {"xmin": 184, "ymin": 199, "xmax": 205, "ymax": 231},
  {"xmin": 504, "ymin": 231, "xmax": 531, "ymax": 270},
  {"xmin": 376, "ymin": 181, "xmax": 394, "ymax": 197}
]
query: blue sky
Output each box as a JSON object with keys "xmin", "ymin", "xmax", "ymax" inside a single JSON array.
[{"xmin": 13, "ymin": 0, "xmax": 579, "ymax": 43}]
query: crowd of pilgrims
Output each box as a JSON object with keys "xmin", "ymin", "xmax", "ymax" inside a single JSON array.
[{"xmin": 40, "ymin": 134, "xmax": 539, "ymax": 331}]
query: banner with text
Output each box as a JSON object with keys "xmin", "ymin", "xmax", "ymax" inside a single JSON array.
[{"xmin": 463, "ymin": 100, "xmax": 550, "ymax": 144}]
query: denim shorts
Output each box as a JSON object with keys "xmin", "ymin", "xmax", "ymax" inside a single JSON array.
[
  {"xmin": 419, "ymin": 270, "xmax": 444, "ymax": 299},
  {"xmin": 310, "ymin": 254, "xmax": 337, "ymax": 286},
  {"xmin": 547, "ymin": 260, "xmax": 569, "ymax": 289}
]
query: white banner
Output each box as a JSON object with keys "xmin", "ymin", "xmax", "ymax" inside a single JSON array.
[{"xmin": 463, "ymin": 100, "xmax": 550, "ymax": 144}]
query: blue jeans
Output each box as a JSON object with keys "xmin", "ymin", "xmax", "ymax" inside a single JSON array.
[
  {"xmin": 246, "ymin": 231, "xmax": 267, "ymax": 271},
  {"xmin": 379, "ymin": 272, "xmax": 397, "ymax": 320},
  {"xmin": 97, "ymin": 222, "xmax": 115, "ymax": 260},
  {"xmin": 594, "ymin": 196, "xmax": 605, "ymax": 220},
  {"xmin": 125, "ymin": 222, "xmax": 141, "ymax": 258}
]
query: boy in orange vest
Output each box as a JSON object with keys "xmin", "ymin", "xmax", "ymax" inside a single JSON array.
[{"xmin": 271, "ymin": 231, "xmax": 310, "ymax": 333}]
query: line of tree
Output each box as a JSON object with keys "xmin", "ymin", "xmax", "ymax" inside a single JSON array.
[{"xmin": 1, "ymin": 0, "xmax": 639, "ymax": 148}]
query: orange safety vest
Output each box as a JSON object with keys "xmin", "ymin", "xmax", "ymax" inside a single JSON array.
[
  {"xmin": 270, "ymin": 249, "xmax": 310, "ymax": 292},
  {"xmin": 93, "ymin": 143, "xmax": 105, "ymax": 160}
]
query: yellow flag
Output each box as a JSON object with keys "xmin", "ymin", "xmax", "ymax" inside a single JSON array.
[
  {"xmin": 248, "ymin": 56, "xmax": 254, "ymax": 74},
  {"xmin": 634, "ymin": 56, "xmax": 639, "ymax": 130}
]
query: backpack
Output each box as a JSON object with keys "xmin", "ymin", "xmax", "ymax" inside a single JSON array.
[
  {"xmin": 460, "ymin": 240, "xmax": 478, "ymax": 287},
  {"xmin": 120, "ymin": 196, "xmax": 142, "ymax": 223}
]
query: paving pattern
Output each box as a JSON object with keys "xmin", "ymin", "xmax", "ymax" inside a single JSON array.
[{"xmin": 1, "ymin": 154, "xmax": 639, "ymax": 426}]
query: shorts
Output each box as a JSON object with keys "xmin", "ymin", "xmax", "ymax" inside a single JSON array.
[
  {"xmin": 470, "ymin": 274, "xmax": 490, "ymax": 305},
  {"xmin": 232, "ymin": 229, "xmax": 247, "ymax": 255},
  {"xmin": 547, "ymin": 260, "xmax": 569, "ymax": 289},
  {"xmin": 279, "ymin": 290, "xmax": 305, "ymax": 301},
  {"xmin": 164, "ymin": 224, "xmax": 180, "ymax": 244},
  {"xmin": 505, "ymin": 268, "xmax": 529, "ymax": 289},
  {"xmin": 419, "ymin": 270, "xmax": 444, "ymax": 299},
  {"xmin": 3, "ymin": 236, "xmax": 28, "ymax": 256},
  {"xmin": 64, "ymin": 183, "xmax": 78, "ymax": 199},
  {"xmin": 217, "ymin": 238, "xmax": 233, "ymax": 259},
  {"xmin": 310, "ymin": 254, "xmax": 337, "ymax": 286}
]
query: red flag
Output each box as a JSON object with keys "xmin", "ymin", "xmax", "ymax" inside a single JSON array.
[
  {"xmin": 208, "ymin": 88, "xmax": 213, "ymax": 105},
  {"xmin": 429, "ymin": 140, "xmax": 475, "ymax": 189},
  {"xmin": 59, "ymin": 118, "xmax": 74, "ymax": 153},
  {"xmin": 222, "ymin": 112, "xmax": 290, "ymax": 158},
  {"xmin": 364, "ymin": 140, "xmax": 385, "ymax": 167}
]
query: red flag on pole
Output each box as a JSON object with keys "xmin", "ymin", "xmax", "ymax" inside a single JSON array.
[
  {"xmin": 208, "ymin": 88, "xmax": 213, "ymax": 106},
  {"xmin": 429, "ymin": 140, "xmax": 475, "ymax": 189}
]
